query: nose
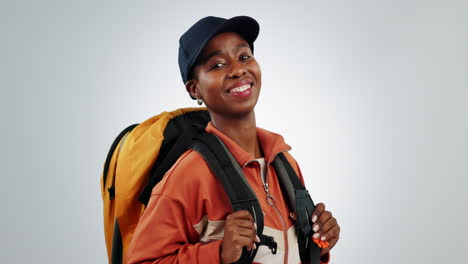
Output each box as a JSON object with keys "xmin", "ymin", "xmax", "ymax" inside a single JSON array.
[{"xmin": 228, "ymin": 61, "xmax": 247, "ymax": 78}]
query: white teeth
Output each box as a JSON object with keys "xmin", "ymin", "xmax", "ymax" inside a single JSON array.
[{"xmin": 229, "ymin": 84, "xmax": 251, "ymax": 93}]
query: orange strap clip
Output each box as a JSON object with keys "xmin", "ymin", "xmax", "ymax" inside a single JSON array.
[{"xmin": 312, "ymin": 237, "xmax": 330, "ymax": 249}]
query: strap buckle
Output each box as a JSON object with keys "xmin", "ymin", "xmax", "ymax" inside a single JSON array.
[{"xmin": 259, "ymin": 234, "xmax": 277, "ymax": 255}]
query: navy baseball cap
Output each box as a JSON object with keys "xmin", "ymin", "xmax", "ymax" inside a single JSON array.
[{"xmin": 178, "ymin": 16, "xmax": 260, "ymax": 86}]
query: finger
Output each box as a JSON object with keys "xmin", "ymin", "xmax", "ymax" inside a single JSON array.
[
  {"xmin": 232, "ymin": 219, "xmax": 256, "ymax": 229},
  {"xmin": 311, "ymin": 203, "xmax": 325, "ymax": 223},
  {"xmin": 317, "ymin": 217, "xmax": 337, "ymax": 240},
  {"xmin": 312, "ymin": 210, "xmax": 332, "ymax": 235},
  {"xmin": 232, "ymin": 235, "xmax": 255, "ymax": 250},
  {"xmin": 289, "ymin": 212, "xmax": 297, "ymax": 221},
  {"xmin": 227, "ymin": 210, "xmax": 254, "ymax": 222},
  {"xmin": 235, "ymin": 226, "xmax": 258, "ymax": 239},
  {"xmin": 246, "ymin": 240, "xmax": 258, "ymax": 251},
  {"xmin": 233, "ymin": 230, "xmax": 259, "ymax": 250},
  {"xmin": 320, "ymin": 224, "xmax": 340, "ymax": 244}
]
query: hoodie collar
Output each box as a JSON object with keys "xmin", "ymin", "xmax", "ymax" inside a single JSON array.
[{"xmin": 205, "ymin": 122, "xmax": 292, "ymax": 167}]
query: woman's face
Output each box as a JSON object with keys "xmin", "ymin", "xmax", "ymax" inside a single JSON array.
[{"xmin": 187, "ymin": 32, "xmax": 262, "ymax": 119}]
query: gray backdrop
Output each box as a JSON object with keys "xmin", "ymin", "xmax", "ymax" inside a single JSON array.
[{"xmin": 2, "ymin": 0, "xmax": 467, "ymax": 263}]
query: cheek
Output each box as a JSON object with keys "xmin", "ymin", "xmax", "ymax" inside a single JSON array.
[
  {"xmin": 250, "ymin": 61, "xmax": 262, "ymax": 80},
  {"xmin": 257, "ymin": 67, "xmax": 262, "ymax": 82},
  {"xmin": 198, "ymin": 73, "xmax": 224, "ymax": 97}
]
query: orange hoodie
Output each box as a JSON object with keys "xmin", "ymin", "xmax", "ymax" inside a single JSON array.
[{"xmin": 126, "ymin": 122, "xmax": 330, "ymax": 264}]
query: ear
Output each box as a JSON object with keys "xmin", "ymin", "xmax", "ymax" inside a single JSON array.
[{"xmin": 185, "ymin": 79, "xmax": 200, "ymax": 100}]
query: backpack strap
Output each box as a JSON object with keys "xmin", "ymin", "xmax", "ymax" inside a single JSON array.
[
  {"xmin": 191, "ymin": 133, "xmax": 276, "ymax": 264},
  {"xmin": 272, "ymin": 153, "xmax": 322, "ymax": 264},
  {"xmin": 138, "ymin": 110, "xmax": 211, "ymax": 206}
]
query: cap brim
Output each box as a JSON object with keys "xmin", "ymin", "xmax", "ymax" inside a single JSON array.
[{"xmin": 189, "ymin": 16, "xmax": 260, "ymax": 72}]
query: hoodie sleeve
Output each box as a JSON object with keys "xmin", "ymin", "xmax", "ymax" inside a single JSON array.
[
  {"xmin": 125, "ymin": 193, "xmax": 223, "ymax": 264},
  {"xmin": 283, "ymin": 152, "xmax": 331, "ymax": 264}
]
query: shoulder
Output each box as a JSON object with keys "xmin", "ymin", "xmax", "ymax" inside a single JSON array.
[
  {"xmin": 149, "ymin": 148, "xmax": 232, "ymax": 222},
  {"xmin": 282, "ymin": 151, "xmax": 299, "ymax": 169},
  {"xmin": 151, "ymin": 148, "xmax": 222, "ymax": 197},
  {"xmin": 282, "ymin": 151, "xmax": 306, "ymax": 184}
]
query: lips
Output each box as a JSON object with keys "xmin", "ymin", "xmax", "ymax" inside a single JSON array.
[
  {"xmin": 226, "ymin": 79, "xmax": 253, "ymax": 93},
  {"xmin": 229, "ymin": 83, "xmax": 251, "ymax": 93}
]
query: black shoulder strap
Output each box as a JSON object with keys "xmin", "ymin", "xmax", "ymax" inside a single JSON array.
[
  {"xmin": 273, "ymin": 153, "xmax": 322, "ymax": 264},
  {"xmin": 138, "ymin": 110, "xmax": 211, "ymax": 205},
  {"xmin": 191, "ymin": 133, "xmax": 267, "ymax": 264}
]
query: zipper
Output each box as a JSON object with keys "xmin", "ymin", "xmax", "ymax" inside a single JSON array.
[{"xmin": 245, "ymin": 148, "xmax": 291, "ymax": 264}]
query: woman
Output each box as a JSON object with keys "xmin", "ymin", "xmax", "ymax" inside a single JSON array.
[{"xmin": 126, "ymin": 16, "xmax": 340, "ymax": 264}]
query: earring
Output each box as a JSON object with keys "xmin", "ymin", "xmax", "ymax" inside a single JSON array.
[{"xmin": 197, "ymin": 97, "xmax": 203, "ymax": 106}]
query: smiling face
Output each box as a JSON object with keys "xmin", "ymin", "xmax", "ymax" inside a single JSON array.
[{"xmin": 186, "ymin": 32, "xmax": 262, "ymax": 119}]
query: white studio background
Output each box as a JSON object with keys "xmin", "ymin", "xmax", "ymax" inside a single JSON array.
[{"xmin": 2, "ymin": 0, "xmax": 467, "ymax": 263}]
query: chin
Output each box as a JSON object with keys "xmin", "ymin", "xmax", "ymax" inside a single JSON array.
[{"xmin": 228, "ymin": 103, "xmax": 257, "ymax": 119}]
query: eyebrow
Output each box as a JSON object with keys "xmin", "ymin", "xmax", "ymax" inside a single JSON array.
[{"xmin": 198, "ymin": 43, "xmax": 250, "ymax": 65}]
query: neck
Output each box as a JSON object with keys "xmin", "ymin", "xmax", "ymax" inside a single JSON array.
[{"xmin": 210, "ymin": 110, "xmax": 263, "ymax": 159}]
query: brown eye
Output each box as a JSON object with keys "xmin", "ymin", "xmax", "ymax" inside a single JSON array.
[
  {"xmin": 240, "ymin": 55, "xmax": 251, "ymax": 61},
  {"xmin": 211, "ymin": 62, "xmax": 225, "ymax": 69}
]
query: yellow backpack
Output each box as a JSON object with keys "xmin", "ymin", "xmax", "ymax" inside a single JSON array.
[{"xmin": 100, "ymin": 107, "xmax": 209, "ymax": 263}]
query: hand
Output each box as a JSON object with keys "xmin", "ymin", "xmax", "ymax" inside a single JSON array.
[
  {"xmin": 220, "ymin": 210, "xmax": 260, "ymax": 264},
  {"xmin": 311, "ymin": 203, "xmax": 340, "ymax": 256}
]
